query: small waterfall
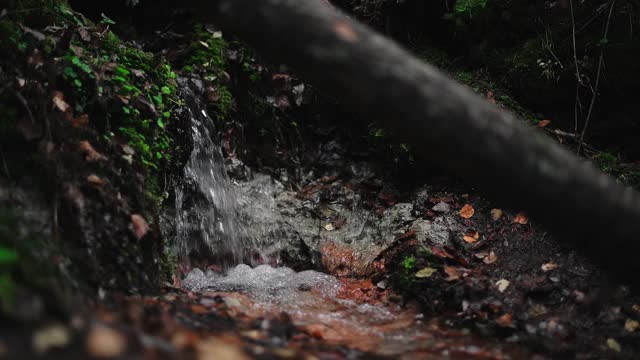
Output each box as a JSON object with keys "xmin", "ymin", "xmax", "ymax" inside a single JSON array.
[{"xmin": 173, "ymin": 79, "xmax": 245, "ymax": 267}]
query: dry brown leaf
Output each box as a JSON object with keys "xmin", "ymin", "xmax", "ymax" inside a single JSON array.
[
  {"xmin": 625, "ymin": 319, "xmax": 639, "ymax": 332},
  {"xmin": 541, "ymin": 261, "xmax": 559, "ymax": 272},
  {"xmin": 130, "ymin": 214, "xmax": 149, "ymax": 240},
  {"xmin": 86, "ymin": 325, "xmax": 127, "ymax": 358},
  {"xmin": 463, "ymin": 230, "xmax": 480, "ymax": 243},
  {"xmin": 79, "ymin": 141, "xmax": 106, "ymax": 162},
  {"xmin": 513, "ymin": 212, "xmax": 529, "ymax": 225},
  {"xmin": 444, "ymin": 266, "xmax": 460, "ymax": 281},
  {"xmin": 71, "ymin": 114, "xmax": 89, "ymax": 128},
  {"xmin": 87, "ymin": 174, "xmax": 104, "ymax": 186},
  {"xmin": 484, "ymin": 251, "xmax": 498, "ymax": 264},
  {"xmin": 459, "ymin": 204, "xmax": 475, "ymax": 219},
  {"xmin": 496, "ymin": 313, "xmax": 514, "ymax": 327},
  {"xmin": 52, "ymin": 91, "xmax": 70, "ymax": 113},
  {"xmin": 538, "ymin": 119, "xmax": 552, "ymax": 128},
  {"xmin": 190, "ymin": 304, "xmax": 209, "ymax": 314},
  {"xmin": 490, "ymin": 208, "xmax": 503, "ymax": 221}
]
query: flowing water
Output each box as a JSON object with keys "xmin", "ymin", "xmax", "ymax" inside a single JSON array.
[
  {"xmin": 171, "ymin": 82, "xmax": 521, "ymax": 358},
  {"xmin": 173, "ymin": 81, "xmax": 266, "ymax": 266}
]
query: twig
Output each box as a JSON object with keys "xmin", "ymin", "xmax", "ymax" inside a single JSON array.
[
  {"xmin": 0, "ymin": 144, "xmax": 10, "ymax": 181},
  {"xmin": 570, "ymin": 0, "xmax": 582, "ymax": 132},
  {"xmin": 577, "ymin": 0, "xmax": 616, "ymax": 156}
]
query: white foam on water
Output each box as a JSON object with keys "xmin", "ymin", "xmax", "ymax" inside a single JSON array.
[{"xmin": 183, "ymin": 264, "xmax": 341, "ymax": 302}]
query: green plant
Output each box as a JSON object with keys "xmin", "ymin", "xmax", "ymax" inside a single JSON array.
[
  {"xmin": 402, "ymin": 255, "xmax": 416, "ymax": 272},
  {"xmin": 454, "ymin": 0, "xmax": 488, "ymax": 18}
]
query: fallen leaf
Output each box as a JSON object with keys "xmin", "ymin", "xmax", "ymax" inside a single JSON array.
[
  {"xmin": 71, "ymin": 114, "xmax": 89, "ymax": 128},
  {"xmin": 444, "ymin": 266, "xmax": 460, "ymax": 281},
  {"xmin": 538, "ymin": 119, "xmax": 552, "ymax": 128},
  {"xmin": 78, "ymin": 141, "xmax": 106, "ymax": 162},
  {"xmin": 431, "ymin": 246, "xmax": 454, "ymax": 259},
  {"xmin": 625, "ymin": 319, "xmax": 639, "ymax": 332},
  {"xmin": 33, "ymin": 325, "xmax": 71, "ymax": 354},
  {"xmin": 513, "ymin": 213, "xmax": 529, "ymax": 225},
  {"xmin": 486, "ymin": 90, "xmax": 496, "ymax": 104},
  {"xmin": 197, "ymin": 337, "xmax": 249, "ymax": 360},
  {"xmin": 459, "ymin": 204, "xmax": 475, "ymax": 219},
  {"xmin": 130, "ymin": 214, "xmax": 149, "ymax": 240},
  {"xmin": 324, "ymin": 223, "xmax": 335, "ymax": 231},
  {"xmin": 484, "ymin": 251, "xmax": 498, "ymax": 264},
  {"xmin": 86, "ymin": 325, "xmax": 127, "ymax": 358},
  {"xmin": 52, "ymin": 91, "xmax": 70, "ymax": 113},
  {"xmin": 496, "ymin": 279, "xmax": 510, "ymax": 293},
  {"xmin": 541, "ymin": 261, "xmax": 559, "ymax": 272},
  {"xmin": 607, "ymin": 338, "xmax": 622, "ymax": 352},
  {"xmin": 415, "ymin": 267, "xmax": 437, "ymax": 278},
  {"xmin": 490, "ymin": 208, "xmax": 503, "ymax": 221},
  {"xmin": 496, "ymin": 313, "xmax": 514, "ymax": 327},
  {"xmin": 190, "ymin": 304, "xmax": 209, "ymax": 314},
  {"xmin": 463, "ymin": 230, "xmax": 480, "ymax": 243},
  {"xmin": 87, "ymin": 174, "xmax": 104, "ymax": 186}
]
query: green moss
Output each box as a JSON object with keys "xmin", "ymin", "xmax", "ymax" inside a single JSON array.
[
  {"xmin": 593, "ymin": 152, "xmax": 640, "ymax": 189},
  {"xmin": 183, "ymin": 23, "xmax": 227, "ymax": 76}
]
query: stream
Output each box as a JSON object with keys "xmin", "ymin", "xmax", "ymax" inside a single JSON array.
[{"xmin": 163, "ymin": 80, "xmax": 525, "ymax": 359}]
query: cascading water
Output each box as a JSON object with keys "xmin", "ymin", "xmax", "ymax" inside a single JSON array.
[{"xmin": 173, "ymin": 79, "xmax": 249, "ymax": 267}]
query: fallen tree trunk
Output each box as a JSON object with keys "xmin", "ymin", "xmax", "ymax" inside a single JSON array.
[{"xmin": 190, "ymin": 0, "xmax": 640, "ymax": 283}]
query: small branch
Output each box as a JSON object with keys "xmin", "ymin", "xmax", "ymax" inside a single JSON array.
[
  {"xmin": 577, "ymin": 0, "xmax": 616, "ymax": 156},
  {"xmin": 569, "ymin": 0, "xmax": 582, "ymax": 133}
]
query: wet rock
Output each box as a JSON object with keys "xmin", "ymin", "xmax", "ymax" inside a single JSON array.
[
  {"xmin": 432, "ymin": 202, "xmax": 451, "ymax": 213},
  {"xmin": 409, "ymin": 216, "xmax": 460, "ymax": 247}
]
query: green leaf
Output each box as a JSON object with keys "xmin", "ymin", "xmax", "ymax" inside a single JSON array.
[
  {"xmin": 160, "ymin": 86, "xmax": 171, "ymax": 95},
  {"xmin": 100, "ymin": 13, "xmax": 117, "ymax": 26},
  {"xmin": 115, "ymin": 66, "xmax": 130, "ymax": 77}
]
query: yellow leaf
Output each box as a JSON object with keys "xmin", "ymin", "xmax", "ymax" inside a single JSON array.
[
  {"xmin": 415, "ymin": 267, "xmax": 437, "ymax": 278},
  {"xmin": 490, "ymin": 208, "xmax": 503, "ymax": 221},
  {"xmin": 607, "ymin": 338, "xmax": 622, "ymax": 352},
  {"xmin": 496, "ymin": 279, "xmax": 510, "ymax": 293}
]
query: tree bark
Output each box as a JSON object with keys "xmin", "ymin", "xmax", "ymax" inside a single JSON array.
[{"xmin": 191, "ymin": 0, "xmax": 640, "ymax": 284}]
